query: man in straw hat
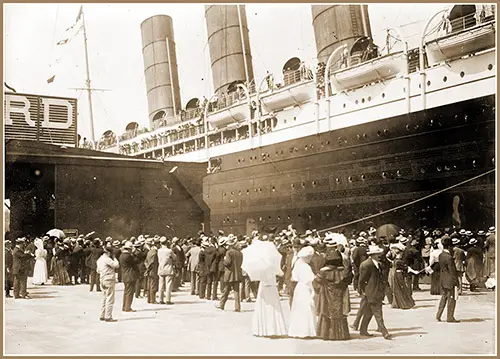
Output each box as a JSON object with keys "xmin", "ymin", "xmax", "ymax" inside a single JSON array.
[
  {"xmin": 198, "ymin": 237, "xmax": 217, "ymax": 300},
  {"xmin": 89, "ymin": 238, "xmax": 104, "ymax": 292},
  {"xmin": 158, "ymin": 237, "xmax": 176, "ymax": 304},
  {"xmin": 352, "ymin": 237, "xmax": 368, "ymax": 292},
  {"xmin": 216, "ymin": 235, "xmax": 243, "ymax": 312},
  {"xmin": 145, "ymin": 238, "xmax": 160, "ymax": 304},
  {"xmin": 358, "ymin": 245, "xmax": 392, "ymax": 340},
  {"xmin": 452, "ymin": 235, "xmax": 466, "ymax": 295},
  {"xmin": 436, "ymin": 236, "xmax": 460, "ymax": 322},
  {"xmin": 12, "ymin": 237, "xmax": 32, "ymax": 299},
  {"xmin": 120, "ymin": 241, "xmax": 139, "ymax": 312},
  {"xmin": 96, "ymin": 243, "xmax": 119, "ymax": 322},
  {"xmin": 186, "ymin": 238, "xmax": 202, "ymax": 296}
]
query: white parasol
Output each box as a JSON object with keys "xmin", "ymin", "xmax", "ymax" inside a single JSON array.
[
  {"xmin": 325, "ymin": 232, "xmax": 348, "ymax": 246},
  {"xmin": 241, "ymin": 239, "xmax": 282, "ymax": 281},
  {"xmin": 46, "ymin": 228, "xmax": 66, "ymax": 239}
]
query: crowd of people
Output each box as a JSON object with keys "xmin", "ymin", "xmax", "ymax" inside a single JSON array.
[{"xmin": 4, "ymin": 224, "xmax": 496, "ymax": 339}]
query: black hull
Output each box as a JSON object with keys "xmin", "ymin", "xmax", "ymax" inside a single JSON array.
[{"xmin": 203, "ymin": 95, "xmax": 496, "ymax": 234}]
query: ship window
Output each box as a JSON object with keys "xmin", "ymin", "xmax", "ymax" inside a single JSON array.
[
  {"xmin": 343, "ymin": 103, "xmax": 346, "ymax": 108},
  {"xmin": 312, "ymin": 181, "xmax": 317, "ymax": 187},
  {"xmin": 382, "ymin": 93, "xmax": 386, "ymax": 98},
  {"xmin": 427, "ymin": 80, "xmax": 431, "ymax": 87},
  {"xmin": 382, "ymin": 172, "xmax": 387, "ymax": 179},
  {"xmin": 348, "ymin": 176, "xmax": 353, "ymax": 182},
  {"xmin": 362, "ymin": 98, "xmax": 365, "ymax": 103},
  {"xmin": 259, "ymin": 217, "xmax": 262, "ymax": 221},
  {"xmin": 223, "ymin": 193, "xmax": 226, "ymax": 196},
  {"xmin": 238, "ymin": 190, "xmax": 242, "ymax": 196},
  {"xmin": 406, "ymin": 124, "xmax": 411, "ymax": 131},
  {"xmin": 396, "ymin": 170, "xmax": 402, "ymax": 177},
  {"xmin": 277, "ymin": 216, "xmax": 281, "ymax": 220},
  {"xmin": 301, "ymin": 182, "xmax": 306, "ymax": 188},
  {"xmin": 294, "ymin": 117, "xmax": 297, "ymax": 121},
  {"xmin": 231, "ymin": 191, "xmax": 234, "ymax": 195},
  {"xmin": 272, "ymin": 186, "xmax": 276, "ymax": 192},
  {"xmin": 420, "ymin": 168, "xmax": 426, "ymax": 174},
  {"xmin": 437, "ymin": 166, "xmax": 442, "ymax": 172},
  {"xmin": 305, "ymin": 145, "xmax": 308, "ymax": 150},
  {"xmin": 284, "ymin": 119, "xmax": 287, "ymax": 124},
  {"xmin": 488, "ymin": 64, "xmax": 493, "ymax": 71},
  {"xmin": 259, "ymin": 188, "xmax": 262, "ymax": 192},
  {"xmin": 247, "ymin": 189, "xmax": 250, "ymax": 195},
  {"xmin": 460, "ymin": 71, "xmax": 465, "ymax": 78},
  {"xmin": 361, "ymin": 174, "xmax": 366, "ymax": 181},
  {"xmin": 287, "ymin": 215, "xmax": 291, "ymax": 220},
  {"xmin": 403, "ymin": 87, "xmax": 406, "ymax": 93},
  {"xmin": 368, "ymin": 96, "xmax": 371, "ymax": 101},
  {"xmin": 443, "ymin": 76, "xmax": 447, "ymax": 82},
  {"xmin": 355, "ymin": 100, "xmax": 359, "ymax": 105},
  {"xmin": 268, "ymin": 216, "xmax": 272, "ymax": 220},
  {"xmin": 363, "ymin": 133, "xmax": 367, "ymax": 139},
  {"xmin": 336, "ymin": 178, "xmax": 340, "ymax": 184},
  {"xmin": 291, "ymin": 183, "xmax": 295, "ymax": 188}
]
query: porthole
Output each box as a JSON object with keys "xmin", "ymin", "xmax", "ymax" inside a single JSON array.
[
  {"xmin": 259, "ymin": 217, "xmax": 262, "ymax": 221},
  {"xmin": 460, "ymin": 71, "xmax": 465, "ymax": 78},
  {"xmin": 223, "ymin": 193, "xmax": 226, "ymax": 196},
  {"xmin": 382, "ymin": 172, "xmax": 387, "ymax": 179},
  {"xmin": 238, "ymin": 191, "xmax": 242, "ymax": 196},
  {"xmin": 396, "ymin": 170, "xmax": 402, "ymax": 177},
  {"xmin": 268, "ymin": 216, "xmax": 272, "ymax": 220},
  {"xmin": 246, "ymin": 189, "xmax": 250, "ymax": 195},
  {"xmin": 361, "ymin": 174, "xmax": 366, "ymax": 181},
  {"xmin": 437, "ymin": 166, "xmax": 442, "ymax": 172},
  {"xmin": 368, "ymin": 96, "xmax": 372, "ymax": 101},
  {"xmin": 301, "ymin": 182, "xmax": 306, "ymax": 188},
  {"xmin": 488, "ymin": 64, "xmax": 493, "ymax": 71},
  {"xmin": 403, "ymin": 87, "xmax": 406, "ymax": 93},
  {"xmin": 287, "ymin": 215, "xmax": 291, "ymax": 220},
  {"xmin": 348, "ymin": 176, "xmax": 353, "ymax": 182},
  {"xmin": 291, "ymin": 184, "xmax": 295, "ymax": 189},
  {"xmin": 406, "ymin": 124, "xmax": 411, "ymax": 131},
  {"xmin": 293, "ymin": 116, "xmax": 297, "ymax": 121},
  {"xmin": 335, "ymin": 178, "xmax": 340, "ymax": 184},
  {"xmin": 259, "ymin": 188, "xmax": 262, "ymax": 192},
  {"xmin": 343, "ymin": 103, "xmax": 346, "ymax": 108},
  {"xmin": 312, "ymin": 181, "xmax": 317, "ymax": 187},
  {"xmin": 443, "ymin": 76, "xmax": 447, "ymax": 82},
  {"xmin": 277, "ymin": 216, "xmax": 281, "ymax": 220},
  {"xmin": 305, "ymin": 145, "xmax": 308, "ymax": 151},
  {"xmin": 272, "ymin": 186, "xmax": 276, "ymax": 192},
  {"xmin": 420, "ymin": 168, "xmax": 426, "ymax": 174},
  {"xmin": 231, "ymin": 191, "xmax": 234, "ymax": 195},
  {"xmin": 362, "ymin": 98, "xmax": 365, "ymax": 103},
  {"xmin": 427, "ymin": 80, "xmax": 431, "ymax": 86},
  {"xmin": 326, "ymin": 141, "xmax": 330, "ymax": 145},
  {"xmin": 355, "ymin": 99, "xmax": 359, "ymax": 105},
  {"xmin": 382, "ymin": 93, "xmax": 386, "ymax": 98}
]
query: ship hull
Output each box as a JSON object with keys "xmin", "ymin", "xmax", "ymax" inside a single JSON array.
[{"xmin": 203, "ymin": 95, "xmax": 495, "ymax": 235}]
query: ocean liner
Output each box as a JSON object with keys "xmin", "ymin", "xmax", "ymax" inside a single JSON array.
[{"xmin": 100, "ymin": 4, "xmax": 496, "ymax": 235}]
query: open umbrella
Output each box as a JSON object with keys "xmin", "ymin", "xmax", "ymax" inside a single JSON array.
[
  {"xmin": 241, "ymin": 239, "xmax": 282, "ymax": 281},
  {"xmin": 376, "ymin": 224, "xmax": 400, "ymax": 241},
  {"xmin": 46, "ymin": 228, "xmax": 66, "ymax": 239}
]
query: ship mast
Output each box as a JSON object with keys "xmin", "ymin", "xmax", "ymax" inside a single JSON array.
[{"xmin": 82, "ymin": 9, "xmax": 96, "ymax": 144}]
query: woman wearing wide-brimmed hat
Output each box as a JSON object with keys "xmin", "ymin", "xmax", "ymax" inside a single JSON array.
[
  {"xmin": 288, "ymin": 246, "xmax": 317, "ymax": 338},
  {"xmin": 390, "ymin": 243, "xmax": 415, "ymax": 309},
  {"xmin": 313, "ymin": 248, "xmax": 352, "ymax": 341},
  {"xmin": 32, "ymin": 238, "xmax": 48, "ymax": 285}
]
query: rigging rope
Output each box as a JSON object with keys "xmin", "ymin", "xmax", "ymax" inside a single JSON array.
[{"xmin": 318, "ymin": 168, "xmax": 495, "ymax": 233}]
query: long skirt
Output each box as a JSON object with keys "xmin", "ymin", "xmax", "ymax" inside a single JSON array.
[
  {"xmin": 52, "ymin": 259, "xmax": 71, "ymax": 285},
  {"xmin": 317, "ymin": 315, "xmax": 350, "ymax": 341},
  {"xmin": 32, "ymin": 258, "xmax": 48, "ymax": 285},
  {"xmin": 288, "ymin": 282, "xmax": 317, "ymax": 338},
  {"xmin": 392, "ymin": 272, "xmax": 415, "ymax": 309},
  {"xmin": 388, "ymin": 267, "xmax": 395, "ymax": 290},
  {"xmin": 430, "ymin": 269, "xmax": 441, "ymax": 295},
  {"xmin": 252, "ymin": 284, "xmax": 288, "ymax": 337}
]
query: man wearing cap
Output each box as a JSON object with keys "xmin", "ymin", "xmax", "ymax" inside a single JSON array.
[
  {"xmin": 120, "ymin": 241, "xmax": 139, "ymax": 312},
  {"xmin": 436, "ymin": 236, "xmax": 459, "ymax": 322},
  {"xmin": 96, "ymin": 244, "xmax": 120, "ymax": 322},
  {"xmin": 452, "ymin": 236, "xmax": 466, "ymax": 295},
  {"xmin": 89, "ymin": 239, "xmax": 104, "ymax": 292},
  {"xmin": 12, "ymin": 238, "xmax": 32, "ymax": 299},
  {"xmin": 186, "ymin": 239, "xmax": 202, "ymax": 296},
  {"xmin": 158, "ymin": 237, "xmax": 176, "ymax": 304},
  {"xmin": 145, "ymin": 238, "xmax": 160, "ymax": 303},
  {"xmin": 358, "ymin": 245, "xmax": 391, "ymax": 340},
  {"xmin": 5, "ymin": 240, "xmax": 14, "ymax": 298},
  {"xmin": 216, "ymin": 236, "xmax": 243, "ymax": 312},
  {"xmin": 352, "ymin": 237, "xmax": 368, "ymax": 292}
]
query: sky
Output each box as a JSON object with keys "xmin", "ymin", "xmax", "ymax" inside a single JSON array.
[{"xmin": 4, "ymin": 3, "xmax": 450, "ymax": 141}]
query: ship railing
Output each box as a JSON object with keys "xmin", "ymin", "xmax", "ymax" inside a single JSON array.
[
  {"xmin": 283, "ymin": 67, "xmax": 314, "ymax": 87},
  {"xmin": 439, "ymin": 6, "xmax": 495, "ymax": 37},
  {"xmin": 181, "ymin": 107, "xmax": 202, "ymax": 121}
]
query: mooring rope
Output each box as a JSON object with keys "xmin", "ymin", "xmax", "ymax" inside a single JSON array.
[{"xmin": 318, "ymin": 168, "xmax": 495, "ymax": 233}]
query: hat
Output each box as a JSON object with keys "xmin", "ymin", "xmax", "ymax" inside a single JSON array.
[
  {"xmin": 219, "ymin": 237, "xmax": 228, "ymax": 246},
  {"xmin": 459, "ymin": 229, "xmax": 466, "ymax": 235},
  {"xmin": 452, "ymin": 237, "xmax": 461, "ymax": 245},
  {"xmin": 145, "ymin": 238, "xmax": 153, "ymax": 245},
  {"xmin": 160, "ymin": 236, "xmax": 168, "ymax": 244},
  {"xmin": 112, "ymin": 240, "xmax": 120, "ymax": 246},
  {"xmin": 297, "ymin": 246, "xmax": 314, "ymax": 260},
  {"xmin": 488, "ymin": 226, "xmax": 495, "ymax": 233},
  {"xmin": 356, "ymin": 236, "xmax": 367, "ymax": 244},
  {"xmin": 15, "ymin": 237, "xmax": 26, "ymax": 244},
  {"xmin": 63, "ymin": 238, "xmax": 71, "ymax": 245},
  {"xmin": 398, "ymin": 235, "xmax": 409, "ymax": 244},
  {"xmin": 469, "ymin": 238, "xmax": 478, "ymax": 245},
  {"xmin": 465, "ymin": 230, "xmax": 473, "ymax": 236},
  {"xmin": 323, "ymin": 236, "xmax": 337, "ymax": 247},
  {"xmin": 477, "ymin": 230, "xmax": 486, "ymax": 236},
  {"xmin": 172, "ymin": 237, "xmax": 179, "ymax": 243},
  {"xmin": 390, "ymin": 243, "xmax": 405, "ymax": 252},
  {"xmin": 201, "ymin": 238, "xmax": 210, "ymax": 247},
  {"xmin": 305, "ymin": 230, "xmax": 313, "ymax": 236},
  {"xmin": 123, "ymin": 241, "xmax": 133, "ymax": 250},
  {"xmin": 106, "ymin": 236, "xmax": 112, "ymax": 242},
  {"xmin": 368, "ymin": 227, "xmax": 376, "ymax": 234},
  {"xmin": 367, "ymin": 245, "xmax": 383, "ymax": 255},
  {"xmin": 93, "ymin": 238, "xmax": 101, "ymax": 244},
  {"xmin": 359, "ymin": 231, "xmax": 367, "ymax": 238},
  {"xmin": 226, "ymin": 236, "xmax": 237, "ymax": 246},
  {"xmin": 308, "ymin": 237, "xmax": 319, "ymax": 246},
  {"xmin": 104, "ymin": 244, "xmax": 114, "ymax": 252}
]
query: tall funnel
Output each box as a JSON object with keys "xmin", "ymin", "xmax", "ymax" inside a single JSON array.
[
  {"xmin": 312, "ymin": 5, "xmax": 372, "ymax": 64},
  {"xmin": 141, "ymin": 15, "xmax": 182, "ymax": 127},
  {"xmin": 205, "ymin": 5, "xmax": 254, "ymax": 96}
]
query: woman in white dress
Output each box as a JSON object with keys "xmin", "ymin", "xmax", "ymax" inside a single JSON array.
[
  {"xmin": 288, "ymin": 246, "xmax": 317, "ymax": 338},
  {"xmin": 32, "ymin": 238, "xmax": 48, "ymax": 285},
  {"xmin": 252, "ymin": 256, "xmax": 288, "ymax": 337}
]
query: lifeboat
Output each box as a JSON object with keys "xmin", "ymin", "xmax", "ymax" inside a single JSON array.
[
  {"xmin": 260, "ymin": 58, "xmax": 316, "ymax": 111},
  {"xmin": 425, "ymin": 17, "xmax": 495, "ymax": 66},
  {"xmin": 328, "ymin": 37, "xmax": 407, "ymax": 91},
  {"xmin": 206, "ymin": 99, "xmax": 249, "ymax": 128}
]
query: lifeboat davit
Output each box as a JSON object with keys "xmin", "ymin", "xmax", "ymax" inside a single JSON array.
[
  {"xmin": 425, "ymin": 6, "xmax": 495, "ymax": 66},
  {"xmin": 328, "ymin": 37, "xmax": 406, "ymax": 91}
]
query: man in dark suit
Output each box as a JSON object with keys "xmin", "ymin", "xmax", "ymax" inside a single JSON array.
[
  {"xmin": 352, "ymin": 237, "xmax": 368, "ymax": 292},
  {"xmin": 216, "ymin": 237, "xmax": 243, "ymax": 312},
  {"xmin": 145, "ymin": 238, "xmax": 160, "ymax": 304},
  {"xmin": 214, "ymin": 237, "xmax": 228, "ymax": 300},
  {"xmin": 198, "ymin": 238, "xmax": 218, "ymax": 300},
  {"xmin": 5, "ymin": 240, "xmax": 14, "ymax": 297},
  {"xmin": 112, "ymin": 240, "xmax": 123, "ymax": 283},
  {"xmin": 403, "ymin": 238, "xmax": 423, "ymax": 292},
  {"xmin": 89, "ymin": 238, "xmax": 104, "ymax": 292},
  {"xmin": 171, "ymin": 237, "xmax": 185, "ymax": 291},
  {"xmin": 436, "ymin": 236, "xmax": 460, "ymax": 323},
  {"xmin": 358, "ymin": 245, "xmax": 392, "ymax": 340},
  {"xmin": 119, "ymin": 241, "xmax": 139, "ymax": 312},
  {"xmin": 12, "ymin": 238, "xmax": 32, "ymax": 299},
  {"xmin": 134, "ymin": 240, "xmax": 148, "ymax": 298}
]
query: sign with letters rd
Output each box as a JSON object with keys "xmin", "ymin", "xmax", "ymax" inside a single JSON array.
[{"xmin": 4, "ymin": 92, "xmax": 78, "ymax": 147}]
